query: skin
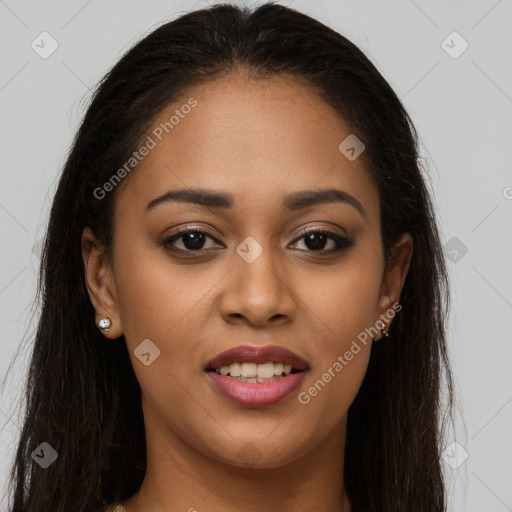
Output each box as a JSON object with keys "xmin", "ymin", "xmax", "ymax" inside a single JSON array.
[{"xmin": 82, "ymin": 70, "xmax": 413, "ymax": 512}]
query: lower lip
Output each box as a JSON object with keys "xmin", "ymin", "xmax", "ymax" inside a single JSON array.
[{"xmin": 206, "ymin": 371, "xmax": 307, "ymax": 408}]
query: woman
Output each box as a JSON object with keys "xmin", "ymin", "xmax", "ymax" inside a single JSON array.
[{"xmin": 6, "ymin": 2, "xmax": 454, "ymax": 511}]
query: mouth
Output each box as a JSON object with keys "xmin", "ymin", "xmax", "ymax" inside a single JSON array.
[
  {"xmin": 206, "ymin": 362, "xmax": 303, "ymax": 382},
  {"xmin": 204, "ymin": 345, "xmax": 308, "ymax": 407}
]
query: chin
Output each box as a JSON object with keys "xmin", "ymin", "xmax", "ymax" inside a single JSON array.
[{"xmin": 206, "ymin": 439, "xmax": 306, "ymax": 470}]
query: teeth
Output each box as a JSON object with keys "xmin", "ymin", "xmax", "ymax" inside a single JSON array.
[
  {"xmin": 216, "ymin": 361, "xmax": 295, "ymax": 378},
  {"xmin": 273, "ymin": 363, "xmax": 284, "ymax": 375},
  {"xmin": 229, "ymin": 363, "xmax": 242, "ymax": 377},
  {"xmin": 233, "ymin": 375, "xmax": 284, "ymax": 383},
  {"xmin": 241, "ymin": 363, "xmax": 257, "ymax": 377},
  {"xmin": 257, "ymin": 362, "xmax": 275, "ymax": 379}
]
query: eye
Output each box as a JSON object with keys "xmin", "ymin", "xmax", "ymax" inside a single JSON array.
[
  {"xmin": 163, "ymin": 227, "xmax": 223, "ymax": 252},
  {"xmin": 162, "ymin": 226, "xmax": 353, "ymax": 255},
  {"xmin": 290, "ymin": 228, "xmax": 354, "ymax": 252}
]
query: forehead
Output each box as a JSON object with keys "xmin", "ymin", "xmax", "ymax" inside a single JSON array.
[{"xmin": 115, "ymin": 71, "xmax": 379, "ymax": 221}]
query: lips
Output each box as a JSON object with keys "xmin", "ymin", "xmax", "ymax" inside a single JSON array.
[
  {"xmin": 205, "ymin": 345, "xmax": 309, "ymax": 372},
  {"xmin": 204, "ymin": 345, "xmax": 309, "ymax": 407}
]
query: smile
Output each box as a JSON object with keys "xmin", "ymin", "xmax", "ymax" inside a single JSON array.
[
  {"xmin": 215, "ymin": 361, "xmax": 296, "ymax": 381},
  {"xmin": 204, "ymin": 345, "xmax": 308, "ymax": 407}
]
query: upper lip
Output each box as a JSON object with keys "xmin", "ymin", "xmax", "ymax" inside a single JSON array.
[{"xmin": 205, "ymin": 345, "xmax": 309, "ymax": 371}]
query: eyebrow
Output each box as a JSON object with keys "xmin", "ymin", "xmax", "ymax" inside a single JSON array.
[{"xmin": 145, "ymin": 187, "xmax": 365, "ymax": 218}]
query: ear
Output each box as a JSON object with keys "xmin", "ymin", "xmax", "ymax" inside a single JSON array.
[
  {"xmin": 81, "ymin": 227, "xmax": 123, "ymax": 339},
  {"xmin": 374, "ymin": 232, "xmax": 413, "ymax": 340}
]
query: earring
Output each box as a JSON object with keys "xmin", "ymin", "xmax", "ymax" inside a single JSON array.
[
  {"xmin": 97, "ymin": 317, "xmax": 112, "ymax": 335},
  {"xmin": 381, "ymin": 321, "xmax": 390, "ymax": 338}
]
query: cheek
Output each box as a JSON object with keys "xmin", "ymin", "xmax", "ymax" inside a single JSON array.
[
  {"xmin": 111, "ymin": 248, "xmax": 212, "ymax": 419},
  {"xmin": 293, "ymin": 253, "xmax": 381, "ymax": 407},
  {"xmin": 299, "ymin": 253, "xmax": 383, "ymax": 344},
  {"xmin": 112, "ymin": 243, "xmax": 215, "ymax": 344},
  {"xmin": 111, "ymin": 244, "xmax": 222, "ymax": 399}
]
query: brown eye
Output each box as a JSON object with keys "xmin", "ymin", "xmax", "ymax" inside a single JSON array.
[
  {"xmin": 291, "ymin": 229, "xmax": 354, "ymax": 252},
  {"xmin": 163, "ymin": 228, "xmax": 223, "ymax": 252}
]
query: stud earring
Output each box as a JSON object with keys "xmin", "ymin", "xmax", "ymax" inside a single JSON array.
[
  {"xmin": 381, "ymin": 321, "xmax": 390, "ymax": 338},
  {"xmin": 97, "ymin": 317, "xmax": 112, "ymax": 335}
]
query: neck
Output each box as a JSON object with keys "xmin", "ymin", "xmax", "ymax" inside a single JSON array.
[{"xmin": 122, "ymin": 408, "xmax": 351, "ymax": 512}]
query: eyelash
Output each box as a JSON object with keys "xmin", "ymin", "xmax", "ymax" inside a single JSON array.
[{"xmin": 162, "ymin": 226, "xmax": 354, "ymax": 256}]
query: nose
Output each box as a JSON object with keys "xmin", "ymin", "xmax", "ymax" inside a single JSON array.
[{"xmin": 219, "ymin": 246, "xmax": 296, "ymax": 327}]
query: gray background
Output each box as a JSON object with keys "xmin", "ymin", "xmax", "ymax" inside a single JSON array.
[{"xmin": 0, "ymin": 1, "xmax": 511, "ymax": 510}]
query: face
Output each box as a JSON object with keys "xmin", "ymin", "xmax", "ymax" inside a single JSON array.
[{"xmin": 83, "ymin": 71, "xmax": 412, "ymax": 470}]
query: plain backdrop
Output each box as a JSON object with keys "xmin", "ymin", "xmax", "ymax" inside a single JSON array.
[{"xmin": 0, "ymin": 1, "xmax": 511, "ymax": 511}]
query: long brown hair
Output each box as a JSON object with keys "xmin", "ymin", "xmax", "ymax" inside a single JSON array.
[{"xmin": 6, "ymin": 3, "xmax": 454, "ymax": 511}]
